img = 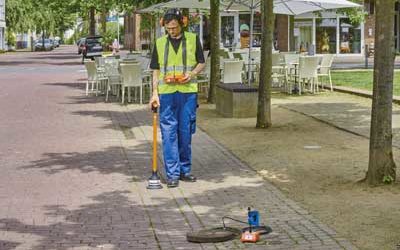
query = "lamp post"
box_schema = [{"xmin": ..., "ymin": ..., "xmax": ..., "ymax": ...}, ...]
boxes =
[
  {"xmin": 117, "ymin": 12, "xmax": 120, "ymax": 46},
  {"xmin": 117, "ymin": 0, "xmax": 120, "ymax": 47}
]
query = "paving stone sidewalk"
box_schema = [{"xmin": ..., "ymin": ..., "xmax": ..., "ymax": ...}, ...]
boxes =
[
  {"xmin": 112, "ymin": 103, "xmax": 358, "ymax": 250},
  {"xmin": 0, "ymin": 99, "xmax": 358, "ymax": 250}
]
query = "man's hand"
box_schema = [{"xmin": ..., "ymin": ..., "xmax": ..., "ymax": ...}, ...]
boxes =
[
  {"xmin": 149, "ymin": 94, "xmax": 160, "ymax": 109},
  {"xmin": 180, "ymin": 72, "xmax": 193, "ymax": 84}
]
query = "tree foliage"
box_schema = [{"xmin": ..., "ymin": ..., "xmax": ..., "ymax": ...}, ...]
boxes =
[
  {"xmin": 6, "ymin": 0, "xmax": 77, "ymax": 37},
  {"xmin": 337, "ymin": 0, "xmax": 366, "ymax": 27}
]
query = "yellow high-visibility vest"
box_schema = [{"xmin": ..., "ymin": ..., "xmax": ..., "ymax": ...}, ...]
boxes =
[{"xmin": 156, "ymin": 32, "xmax": 198, "ymax": 94}]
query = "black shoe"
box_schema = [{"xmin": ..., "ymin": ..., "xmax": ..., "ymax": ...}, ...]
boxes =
[
  {"xmin": 167, "ymin": 179, "xmax": 179, "ymax": 188},
  {"xmin": 180, "ymin": 174, "xmax": 197, "ymax": 182}
]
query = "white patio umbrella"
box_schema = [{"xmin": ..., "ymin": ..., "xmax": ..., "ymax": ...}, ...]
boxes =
[
  {"xmin": 137, "ymin": 2, "xmax": 171, "ymax": 13},
  {"xmin": 138, "ymin": 0, "xmax": 361, "ymax": 80},
  {"xmin": 223, "ymin": 0, "xmax": 360, "ymax": 15},
  {"xmin": 223, "ymin": 0, "xmax": 361, "ymax": 81},
  {"xmin": 137, "ymin": 0, "xmax": 244, "ymax": 13}
]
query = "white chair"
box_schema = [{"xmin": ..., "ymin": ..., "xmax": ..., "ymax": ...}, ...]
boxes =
[
  {"xmin": 95, "ymin": 57, "xmax": 106, "ymax": 68},
  {"xmin": 250, "ymin": 50, "xmax": 261, "ymax": 64},
  {"xmin": 84, "ymin": 61, "xmax": 106, "ymax": 96},
  {"xmin": 297, "ymin": 56, "xmax": 320, "ymax": 94},
  {"xmin": 238, "ymin": 52, "xmax": 255, "ymax": 84},
  {"xmin": 239, "ymin": 52, "xmax": 249, "ymax": 65},
  {"xmin": 222, "ymin": 60, "xmax": 244, "ymax": 84},
  {"xmin": 94, "ymin": 57, "xmax": 107, "ymax": 92},
  {"xmin": 318, "ymin": 54, "xmax": 335, "ymax": 91},
  {"xmin": 197, "ymin": 57, "xmax": 211, "ymax": 97},
  {"xmin": 220, "ymin": 57, "xmax": 239, "ymax": 72},
  {"xmin": 120, "ymin": 63, "xmax": 150, "ymax": 104},
  {"xmin": 104, "ymin": 58, "xmax": 121, "ymax": 102},
  {"xmin": 271, "ymin": 53, "xmax": 286, "ymax": 88},
  {"xmin": 283, "ymin": 53, "xmax": 300, "ymax": 93}
]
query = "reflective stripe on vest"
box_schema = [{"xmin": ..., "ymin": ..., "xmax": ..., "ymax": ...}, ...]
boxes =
[{"xmin": 156, "ymin": 32, "xmax": 198, "ymax": 94}]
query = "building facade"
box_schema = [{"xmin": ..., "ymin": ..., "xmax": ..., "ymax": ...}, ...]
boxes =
[
  {"xmin": 132, "ymin": 7, "xmax": 366, "ymax": 56},
  {"xmin": 364, "ymin": 0, "xmax": 400, "ymax": 54},
  {"xmin": 0, "ymin": 0, "xmax": 5, "ymax": 50},
  {"xmin": 220, "ymin": 11, "xmax": 364, "ymax": 56},
  {"xmin": 293, "ymin": 12, "xmax": 363, "ymax": 55}
]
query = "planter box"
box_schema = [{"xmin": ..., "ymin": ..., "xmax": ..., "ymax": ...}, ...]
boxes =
[{"xmin": 216, "ymin": 83, "xmax": 258, "ymax": 118}]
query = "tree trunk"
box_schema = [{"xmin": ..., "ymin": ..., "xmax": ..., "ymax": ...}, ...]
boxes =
[
  {"xmin": 131, "ymin": 8, "xmax": 137, "ymax": 52},
  {"xmin": 101, "ymin": 2, "xmax": 107, "ymax": 34},
  {"xmin": 42, "ymin": 30, "xmax": 45, "ymax": 48},
  {"xmin": 182, "ymin": 8, "xmax": 189, "ymax": 32},
  {"xmin": 124, "ymin": 8, "xmax": 135, "ymax": 52},
  {"xmin": 89, "ymin": 7, "xmax": 96, "ymax": 36},
  {"xmin": 207, "ymin": 0, "xmax": 220, "ymax": 103},
  {"xmin": 289, "ymin": 16, "xmax": 295, "ymax": 51},
  {"xmin": 82, "ymin": 16, "xmax": 89, "ymax": 36},
  {"xmin": 256, "ymin": 0, "xmax": 273, "ymax": 128},
  {"xmin": 367, "ymin": 0, "xmax": 397, "ymax": 185}
]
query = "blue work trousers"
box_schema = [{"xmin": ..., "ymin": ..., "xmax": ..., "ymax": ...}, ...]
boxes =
[{"xmin": 159, "ymin": 92, "xmax": 197, "ymax": 180}]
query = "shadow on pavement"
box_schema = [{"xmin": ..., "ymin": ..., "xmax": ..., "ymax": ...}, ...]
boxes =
[
  {"xmin": 280, "ymin": 102, "xmax": 400, "ymax": 147},
  {"xmin": 0, "ymin": 241, "xmax": 21, "ymax": 250},
  {"xmin": 19, "ymin": 144, "xmax": 150, "ymax": 178},
  {"xmin": 0, "ymin": 176, "xmax": 287, "ymax": 249},
  {"xmin": 0, "ymin": 191, "xmax": 154, "ymax": 250}
]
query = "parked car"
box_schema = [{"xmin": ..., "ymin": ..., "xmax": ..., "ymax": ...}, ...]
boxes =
[
  {"xmin": 53, "ymin": 39, "xmax": 60, "ymax": 48},
  {"xmin": 81, "ymin": 36, "xmax": 103, "ymax": 63},
  {"xmin": 35, "ymin": 39, "xmax": 54, "ymax": 51},
  {"xmin": 77, "ymin": 38, "xmax": 86, "ymax": 55},
  {"xmin": 54, "ymin": 36, "xmax": 61, "ymax": 47}
]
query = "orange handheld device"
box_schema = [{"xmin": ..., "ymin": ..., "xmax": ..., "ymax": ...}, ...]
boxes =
[
  {"xmin": 164, "ymin": 74, "xmax": 186, "ymax": 84},
  {"xmin": 240, "ymin": 230, "xmax": 260, "ymax": 243}
]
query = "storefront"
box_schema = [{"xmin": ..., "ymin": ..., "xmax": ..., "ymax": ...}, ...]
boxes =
[
  {"xmin": 364, "ymin": 0, "xmax": 400, "ymax": 54},
  {"xmin": 220, "ymin": 12, "xmax": 273, "ymax": 49},
  {"xmin": 294, "ymin": 12, "xmax": 364, "ymax": 55},
  {"xmin": 218, "ymin": 11, "xmax": 364, "ymax": 55}
]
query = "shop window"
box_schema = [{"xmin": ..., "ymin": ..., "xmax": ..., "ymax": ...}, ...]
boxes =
[
  {"xmin": 221, "ymin": 16, "xmax": 236, "ymax": 48},
  {"xmin": 316, "ymin": 18, "xmax": 337, "ymax": 54},
  {"xmin": 339, "ymin": 18, "xmax": 361, "ymax": 54},
  {"xmin": 294, "ymin": 19, "xmax": 313, "ymax": 53},
  {"xmin": 239, "ymin": 13, "xmax": 262, "ymax": 48}
]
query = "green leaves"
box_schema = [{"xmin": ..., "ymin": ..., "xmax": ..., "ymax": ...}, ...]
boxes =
[
  {"xmin": 337, "ymin": 0, "xmax": 367, "ymax": 27},
  {"xmin": 5, "ymin": 0, "xmax": 34, "ymax": 33},
  {"xmin": 5, "ymin": 0, "xmax": 168, "ymax": 37},
  {"xmin": 6, "ymin": 0, "xmax": 77, "ymax": 36}
]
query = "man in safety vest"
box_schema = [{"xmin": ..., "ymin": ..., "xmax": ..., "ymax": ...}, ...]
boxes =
[{"xmin": 149, "ymin": 8, "xmax": 205, "ymax": 188}]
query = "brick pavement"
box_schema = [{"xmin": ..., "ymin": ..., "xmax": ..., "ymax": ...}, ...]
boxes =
[{"xmin": 0, "ymin": 46, "xmax": 357, "ymax": 249}]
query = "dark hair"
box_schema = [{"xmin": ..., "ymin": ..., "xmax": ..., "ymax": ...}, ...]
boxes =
[{"xmin": 163, "ymin": 8, "xmax": 183, "ymax": 26}]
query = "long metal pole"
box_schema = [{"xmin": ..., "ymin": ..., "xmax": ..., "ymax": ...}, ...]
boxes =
[
  {"xmin": 117, "ymin": 0, "xmax": 120, "ymax": 46},
  {"xmin": 247, "ymin": 0, "xmax": 254, "ymax": 85},
  {"xmin": 152, "ymin": 109, "xmax": 158, "ymax": 173},
  {"xmin": 117, "ymin": 13, "xmax": 120, "ymax": 46}
]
